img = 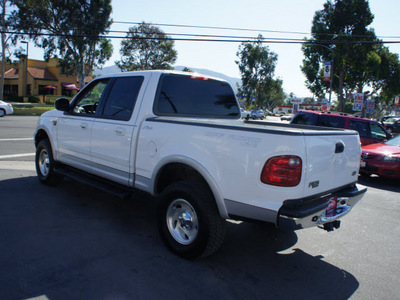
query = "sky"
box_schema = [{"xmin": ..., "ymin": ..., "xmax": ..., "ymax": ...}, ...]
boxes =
[{"xmin": 24, "ymin": 0, "xmax": 400, "ymax": 99}]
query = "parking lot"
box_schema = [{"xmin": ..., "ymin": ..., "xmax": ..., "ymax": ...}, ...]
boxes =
[{"xmin": 1, "ymin": 116, "xmax": 399, "ymax": 300}]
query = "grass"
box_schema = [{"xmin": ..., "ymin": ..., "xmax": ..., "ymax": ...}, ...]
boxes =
[{"xmin": 13, "ymin": 106, "xmax": 55, "ymax": 116}]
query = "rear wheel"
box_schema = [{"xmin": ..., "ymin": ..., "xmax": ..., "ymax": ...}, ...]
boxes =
[
  {"xmin": 157, "ymin": 180, "xmax": 226, "ymax": 260},
  {"xmin": 35, "ymin": 139, "xmax": 64, "ymax": 186}
]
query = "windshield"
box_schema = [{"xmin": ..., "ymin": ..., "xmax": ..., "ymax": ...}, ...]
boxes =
[{"xmin": 385, "ymin": 135, "xmax": 400, "ymax": 146}]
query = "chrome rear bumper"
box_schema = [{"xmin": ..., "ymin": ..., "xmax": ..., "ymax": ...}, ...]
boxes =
[{"xmin": 278, "ymin": 185, "xmax": 367, "ymax": 230}]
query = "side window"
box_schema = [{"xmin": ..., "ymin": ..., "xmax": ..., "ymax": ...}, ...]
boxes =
[
  {"xmin": 370, "ymin": 123, "xmax": 388, "ymax": 140},
  {"xmin": 101, "ymin": 76, "xmax": 144, "ymax": 121},
  {"xmin": 317, "ymin": 115, "xmax": 345, "ymax": 128},
  {"xmin": 349, "ymin": 120, "xmax": 369, "ymax": 138},
  {"xmin": 73, "ymin": 79, "xmax": 109, "ymax": 116}
]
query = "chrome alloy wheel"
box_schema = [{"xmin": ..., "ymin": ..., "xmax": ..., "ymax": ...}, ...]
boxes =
[
  {"xmin": 38, "ymin": 149, "xmax": 50, "ymax": 177},
  {"xmin": 166, "ymin": 198, "xmax": 199, "ymax": 245}
]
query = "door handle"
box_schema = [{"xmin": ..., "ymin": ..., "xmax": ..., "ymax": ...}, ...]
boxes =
[
  {"xmin": 335, "ymin": 142, "xmax": 345, "ymax": 153},
  {"xmin": 115, "ymin": 128, "xmax": 126, "ymax": 136},
  {"xmin": 80, "ymin": 123, "xmax": 88, "ymax": 130}
]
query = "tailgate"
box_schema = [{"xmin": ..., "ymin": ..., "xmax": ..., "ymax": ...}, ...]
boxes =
[{"xmin": 302, "ymin": 131, "xmax": 361, "ymax": 196}]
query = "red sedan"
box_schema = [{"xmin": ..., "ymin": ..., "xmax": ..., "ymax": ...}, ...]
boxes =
[{"xmin": 360, "ymin": 135, "xmax": 400, "ymax": 179}]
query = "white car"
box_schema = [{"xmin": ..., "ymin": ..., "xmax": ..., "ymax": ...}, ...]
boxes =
[
  {"xmin": 0, "ymin": 100, "xmax": 14, "ymax": 117},
  {"xmin": 281, "ymin": 114, "xmax": 294, "ymax": 121},
  {"xmin": 240, "ymin": 108, "xmax": 250, "ymax": 119}
]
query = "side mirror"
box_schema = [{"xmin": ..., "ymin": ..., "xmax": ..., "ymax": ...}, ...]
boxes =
[{"xmin": 55, "ymin": 98, "xmax": 70, "ymax": 112}]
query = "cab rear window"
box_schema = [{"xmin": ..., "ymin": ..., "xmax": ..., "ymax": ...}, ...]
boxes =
[{"xmin": 154, "ymin": 74, "xmax": 240, "ymax": 118}]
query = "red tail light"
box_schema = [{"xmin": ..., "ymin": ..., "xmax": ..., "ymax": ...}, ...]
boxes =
[
  {"xmin": 190, "ymin": 75, "xmax": 209, "ymax": 81},
  {"xmin": 261, "ymin": 155, "xmax": 302, "ymax": 187}
]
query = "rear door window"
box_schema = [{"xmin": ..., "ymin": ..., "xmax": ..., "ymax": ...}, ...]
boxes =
[
  {"xmin": 154, "ymin": 74, "xmax": 240, "ymax": 118},
  {"xmin": 316, "ymin": 115, "xmax": 345, "ymax": 128},
  {"xmin": 290, "ymin": 112, "xmax": 317, "ymax": 125},
  {"xmin": 101, "ymin": 76, "xmax": 144, "ymax": 121},
  {"xmin": 349, "ymin": 120, "xmax": 369, "ymax": 138}
]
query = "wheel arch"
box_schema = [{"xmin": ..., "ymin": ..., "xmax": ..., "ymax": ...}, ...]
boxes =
[
  {"xmin": 153, "ymin": 157, "xmax": 229, "ymax": 219},
  {"xmin": 34, "ymin": 128, "xmax": 50, "ymax": 148}
]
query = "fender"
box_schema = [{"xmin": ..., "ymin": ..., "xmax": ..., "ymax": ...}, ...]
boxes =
[{"xmin": 151, "ymin": 155, "xmax": 229, "ymax": 219}]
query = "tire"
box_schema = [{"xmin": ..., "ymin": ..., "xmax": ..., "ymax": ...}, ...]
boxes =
[
  {"xmin": 157, "ymin": 180, "xmax": 226, "ymax": 260},
  {"xmin": 0, "ymin": 109, "xmax": 5, "ymax": 117},
  {"xmin": 35, "ymin": 139, "xmax": 64, "ymax": 186}
]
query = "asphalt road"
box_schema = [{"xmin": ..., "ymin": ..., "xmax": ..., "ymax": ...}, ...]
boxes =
[{"xmin": 0, "ymin": 115, "xmax": 399, "ymax": 300}]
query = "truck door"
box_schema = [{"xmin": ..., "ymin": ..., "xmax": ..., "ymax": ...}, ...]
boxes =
[
  {"xmin": 90, "ymin": 76, "xmax": 145, "ymax": 185},
  {"xmin": 57, "ymin": 79, "xmax": 110, "ymax": 170}
]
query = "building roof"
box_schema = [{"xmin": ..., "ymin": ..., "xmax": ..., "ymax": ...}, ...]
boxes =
[
  {"xmin": 4, "ymin": 67, "xmax": 58, "ymax": 81},
  {"xmin": 28, "ymin": 67, "xmax": 58, "ymax": 81},
  {"xmin": 4, "ymin": 68, "xmax": 19, "ymax": 79}
]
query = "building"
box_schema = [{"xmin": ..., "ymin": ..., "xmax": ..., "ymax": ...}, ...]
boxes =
[{"xmin": 3, "ymin": 57, "xmax": 92, "ymax": 103}]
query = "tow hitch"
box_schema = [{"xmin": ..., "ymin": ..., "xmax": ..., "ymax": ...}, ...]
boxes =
[{"xmin": 320, "ymin": 220, "xmax": 341, "ymax": 232}]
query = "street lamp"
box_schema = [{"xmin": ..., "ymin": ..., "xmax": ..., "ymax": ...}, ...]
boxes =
[{"xmin": 21, "ymin": 41, "xmax": 29, "ymax": 98}]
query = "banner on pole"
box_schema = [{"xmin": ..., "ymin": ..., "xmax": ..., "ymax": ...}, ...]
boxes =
[
  {"xmin": 366, "ymin": 100, "xmax": 375, "ymax": 114},
  {"xmin": 324, "ymin": 61, "xmax": 331, "ymax": 82},
  {"xmin": 353, "ymin": 93, "xmax": 364, "ymax": 111}
]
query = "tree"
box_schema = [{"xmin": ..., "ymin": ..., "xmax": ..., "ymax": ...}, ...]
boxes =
[
  {"xmin": 116, "ymin": 22, "xmax": 177, "ymax": 72},
  {"xmin": 11, "ymin": 0, "xmax": 113, "ymax": 88},
  {"xmin": 236, "ymin": 35, "xmax": 283, "ymax": 109},
  {"xmin": 302, "ymin": 0, "xmax": 378, "ymax": 111},
  {"xmin": 0, "ymin": 0, "xmax": 16, "ymax": 100}
]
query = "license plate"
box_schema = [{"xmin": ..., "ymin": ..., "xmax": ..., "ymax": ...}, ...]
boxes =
[
  {"xmin": 326, "ymin": 196, "xmax": 338, "ymax": 217},
  {"xmin": 360, "ymin": 160, "xmax": 366, "ymax": 168}
]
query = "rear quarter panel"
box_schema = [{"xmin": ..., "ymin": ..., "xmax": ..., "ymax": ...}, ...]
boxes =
[{"xmin": 135, "ymin": 119, "xmax": 331, "ymax": 223}]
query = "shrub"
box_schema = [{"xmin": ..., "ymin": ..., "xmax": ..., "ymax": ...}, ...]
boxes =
[
  {"xmin": 45, "ymin": 99, "xmax": 56, "ymax": 105},
  {"xmin": 28, "ymin": 96, "xmax": 40, "ymax": 103},
  {"xmin": 5, "ymin": 96, "xmax": 24, "ymax": 102}
]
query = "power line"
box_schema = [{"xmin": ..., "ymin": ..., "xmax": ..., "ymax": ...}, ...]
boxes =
[
  {"xmin": 2, "ymin": 29, "xmax": 399, "ymax": 45},
  {"xmin": 111, "ymin": 20, "xmax": 400, "ymax": 40},
  {"xmin": 112, "ymin": 21, "xmax": 312, "ymax": 36}
]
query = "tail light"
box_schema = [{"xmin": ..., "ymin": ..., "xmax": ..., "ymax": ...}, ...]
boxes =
[
  {"xmin": 190, "ymin": 75, "xmax": 209, "ymax": 81},
  {"xmin": 261, "ymin": 155, "xmax": 302, "ymax": 187}
]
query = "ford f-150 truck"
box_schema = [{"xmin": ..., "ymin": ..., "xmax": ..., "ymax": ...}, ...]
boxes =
[{"xmin": 34, "ymin": 70, "xmax": 366, "ymax": 259}]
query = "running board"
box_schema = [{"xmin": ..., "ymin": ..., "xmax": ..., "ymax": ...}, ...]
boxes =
[{"xmin": 54, "ymin": 165, "xmax": 134, "ymax": 199}]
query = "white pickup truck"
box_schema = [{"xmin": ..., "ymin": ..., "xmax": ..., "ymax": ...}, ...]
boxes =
[{"xmin": 34, "ymin": 70, "xmax": 366, "ymax": 259}]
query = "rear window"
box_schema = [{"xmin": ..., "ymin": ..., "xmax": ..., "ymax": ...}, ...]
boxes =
[{"xmin": 154, "ymin": 74, "xmax": 240, "ymax": 118}]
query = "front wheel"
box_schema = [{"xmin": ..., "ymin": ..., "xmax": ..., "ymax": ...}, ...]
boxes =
[
  {"xmin": 157, "ymin": 180, "xmax": 226, "ymax": 260},
  {"xmin": 35, "ymin": 139, "xmax": 64, "ymax": 186},
  {"xmin": 0, "ymin": 109, "xmax": 5, "ymax": 117}
]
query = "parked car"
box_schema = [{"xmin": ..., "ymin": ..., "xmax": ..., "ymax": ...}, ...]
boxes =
[
  {"xmin": 264, "ymin": 109, "xmax": 274, "ymax": 116},
  {"xmin": 0, "ymin": 100, "xmax": 14, "ymax": 117},
  {"xmin": 281, "ymin": 114, "xmax": 294, "ymax": 121},
  {"xmin": 250, "ymin": 109, "xmax": 264, "ymax": 119},
  {"xmin": 377, "ymin": 115, "xmax": 395, "ymax": 123},
  {"xmin": 291, "ymin": 110, "xmax": 391, "ymax": 146},
  {"xmin": 360, "ymin": 134, "xmax": 400, "ymax": 179},
  {"xmin": 381, "ymin": 117, "xmax": 400, "ymax": 134},
  {"xmin": 240, "ymin": 108, "xmax": 250, "ymax": 119}
]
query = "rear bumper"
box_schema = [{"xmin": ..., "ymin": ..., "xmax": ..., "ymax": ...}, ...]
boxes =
[{"xmin": 278, "ymin": 185, "xmax": 367, "ymax": 230}]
